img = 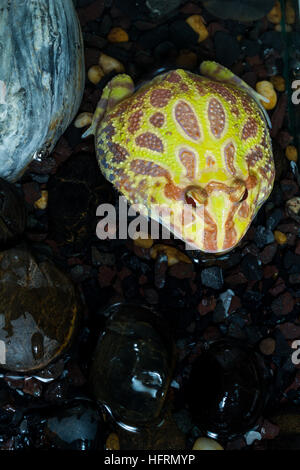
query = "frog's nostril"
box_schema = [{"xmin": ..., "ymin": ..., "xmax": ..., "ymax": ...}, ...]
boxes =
[{"xmin": 185, "ymin": 187, "xmax": 208, "ymax": 207}]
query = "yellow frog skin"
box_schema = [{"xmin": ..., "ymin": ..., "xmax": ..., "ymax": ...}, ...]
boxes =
[{"xmin": 84, "ymin": 61, "xmax": 275, "ymax": 253}]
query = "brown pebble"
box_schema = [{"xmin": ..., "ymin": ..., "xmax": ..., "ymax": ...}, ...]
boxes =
[
  {"xmin": 107, "ymin": 27, "xmax": 129, "ymax": 43},
  {"xmin": 260, "ymin": 243, "xmax": 277, "ymax": 264},
  {"xmin": 198, "ymin": 296, "xmax": 216, "ymax": 316},
  {"xmin": 224, "ymin": 272, "xmax": 247, "ymax": 285},
  {"xmin": 169, "ymin": 262, "xmax": 195, "ymax": 279},
  {"xmin": 22, "ymin": 182, "xmax": 40, "ymax": 205},
  {"xmin": 77, "ymin": 1, "xmax": 105, "ymax": 26},
  {"xmin": 271, "ymin": 94, "xmax": 288, "ymax": 138},
  {"xmin": 98, "ymin": 266, "xmax": 117, "ymax": 288},
  {"xmin": 106, "ymin": 433, "xmax": 120, "ymax": 450},
  {"xmin": 271, "ymin": 291, "xmax": 295, "ymax": 316},
  {"xmin": 259, "ymin": 338, "xmax": 276, "ymax": 355},
  {"xmin": 176, "ymin": 50, "xmax": 198, "ymax": 69},
  {"xmin": 280, "ymin": 180, "xmax": 299, "ymax": 200},
  {"xmin": 295, "ymin": 240, "xmax": 300, "ymax": 255},
  {"xmin": 269, "ymin": 277, "xmax": 286, "ymax": 296},
  {"xmin": 278, "ymin": 322, "xmax": 300, "ymax": 340},
  {"xmin": 263, "ymin": 265, "xmax": 279, "ymax": 279},
  {"xmin": 261, "ymin": 419, "xmax": 280, "ymax": 440},
  {"xmin": 143, "ymin": 287, "xmax": 159, "ymax": 305}
]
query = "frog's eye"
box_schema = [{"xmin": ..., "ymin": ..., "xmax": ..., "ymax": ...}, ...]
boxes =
[
  {"xmin": 239, "ymin": 188, "xmax": 248, "ymax": 203},
  {"xmin": 229, "ymin": 179, "xmax": 247, "ymax": 203},
  {"xmin": 185, "ymin": 187, "xmax": 208, "ymax": 208}
]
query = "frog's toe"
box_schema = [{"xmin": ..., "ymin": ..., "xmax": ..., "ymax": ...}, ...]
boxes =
[{"xmin": 82, "ymin": 123, "xmax": 95, "ymax": 139}]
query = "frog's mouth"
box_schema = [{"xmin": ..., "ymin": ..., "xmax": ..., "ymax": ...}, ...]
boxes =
[{"xmin": 148, "ymin": 181, "xmax": 258, "ymax": 254}]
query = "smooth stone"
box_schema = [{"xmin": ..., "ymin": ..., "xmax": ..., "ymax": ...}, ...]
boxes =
[
  {"xmin": 0, "ymin": 245, "xmax": 80, "ymax": 372},
  {"xmin": 192, "ymin": 437, "xmax": 224, "ymax": 450},
  {"xmin": 186, "ymin": 339, "xmax": 268, "ymax": 438},
  {"xmin": 90, "ymin": 303, "xmax": 174, "ymax": 428}
]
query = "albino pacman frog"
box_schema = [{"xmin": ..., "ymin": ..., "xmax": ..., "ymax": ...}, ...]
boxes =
[{"xmin": 84, "ymin": 61, "xmax": 275, "ymax": 253}]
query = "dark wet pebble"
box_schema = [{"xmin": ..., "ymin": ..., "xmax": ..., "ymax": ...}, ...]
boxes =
[
  {"xmin": 214, "ymin": 31, "xmax": 241, "ymax": 67},
  {"xmin": 145, "ymin": 0, "xmax": 181, "ymax": 20},
  {"xmin": 0, "ymin": 179, "xmax": 26, "ymax": 246},
  {"xmin": 271, "ymin": 292, "xmax": 295, "ymax": 317},
  {"xmin": 201, "ymin": 266, "xmax": 224, "ymax": 290},
  {"xmin": 260, "ymin": 243, "xmax": 278, "ymax": 264},
  {"xmin": 284, "ymin": 251, "xmax": 300, "ymax": 274},
  {"xmin": 241, "ymin": 39, "xmax": 261, "ymax": 57},
  {"xmin": 138, "ymin": 25, "xmax": 169, "ymax": 50},
  {"xmin": 0, "ymin": 246, "xmax": 80, "ymax": 372},
  {"xmin": 243, "ymin": 290, "xmax": 264, "ymax": 309},
  {"xmin": 241, "ymin": 254, "xmax": 263, "ymax": 281},
  {"xmin": 260, "ymin": 31, "xmax": 283, "ymax": 52},
  {"xmin": 266, "ymin": 208, "xmax": 284, "ymax": 231},
  {"xmin": 154, "ymin": 41, "xmax": 178, "ymax": 63},
  {"xmin": 169, "ymin": 20, "xmax": 199, "ymax": 48},
  {"xmin": 202, "ymin": 0, "xmax": 276, "ymax": 21},
  {"xmin": 185, "ymin": 339, "xmax": 269, "ymax": 439},
  {"xmin": 26, "ymin": 401, "xmax": 105, "ymax": 450},
  {"xmin": 96, "ymin": 14, "xmax": 112, "ymax": 36},
  {"xmin": 254, "ymin": 225, "xmax": 275, "ymax": 248}
]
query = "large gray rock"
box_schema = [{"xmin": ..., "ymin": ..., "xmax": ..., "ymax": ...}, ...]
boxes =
[{"xmin": 0, "ymin": 0, "xmax": 85, "ymax": 181}]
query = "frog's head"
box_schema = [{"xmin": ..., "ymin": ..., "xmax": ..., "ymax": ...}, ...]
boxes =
[
  {"xmin": 147, "ymin": 152, "xmax": 274, "ymax": 253},
  {"xmin": 130, "ymin": 73, "xmax": 275, "ymax": 254}
]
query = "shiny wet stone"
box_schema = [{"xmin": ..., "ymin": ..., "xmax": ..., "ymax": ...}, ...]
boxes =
[
  {"xmin": 0, "ymin": 246, "xmax": 80, "ymax": 372},
  {"xmin": 185, "ymin": 339, "xmax": 268, "ymax": 439},
  {"xmin": 36, "ymin": 402, "xmax": 104, "ymax": 450},
  {"xmin": 90, "ymin": 303, "xmax": 174, "ymax": 428}
]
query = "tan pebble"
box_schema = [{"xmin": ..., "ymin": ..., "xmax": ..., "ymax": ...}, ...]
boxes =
[
  {"xmin": 106, "ymin": 433, "xmax": 120, "ymax": 450},
  {"xmin": 256, "ymin": 81, "xmax": 277, "ymax": 110},
  {"xmin": 108, "ymin": 27, "xmax": 129, "ymax": 43},
  {"xmin": 193, "ymin": 437, "xmax": 224, "ymax": 450},
  {"xmin": 259, "ymin": 337, "xmax": 276, "ymax": 355},
  {"xmin": 134, "ymin": 234, "xmax": 154, "ymax": 249},
  {"xmin": 274, "ymin": 230, "xmax": 287, "ymax": 245},
  {"xmin": 34, "ymin": 190, "xmax": 48, "ymax": 210},
  {"xmin": 267, "ymin": 1, "xmax": 282, "ymax": 24},
  {"xmin": 270, "ymin": 75, "xmax": 285, "ymax": 92},
  {"xmin": 150, "ymin": 244, "xmax": 192, "ymax": 267},
  {"xmin": 74, "ymin": 112, "xmax": 93, "ymax": 129},
  {"xmin": 88, "ymin": 65, "xmax": 104, "ymax": 85},
  {"xmin": 186, "ymin": 15, "xmax": 209, "ymax": 42},
  {"xmin": 285, "ymin": 145, "xmax": 298, "ymax": 162},
  {"xmin": 99, "ymin": 53, "xmax": 125, "ymax": 74},
  {"xmin": 286, "ymin": 197, "xmax": 300, "ymax": 219},
  {"xmin": 286, "ymin": 1, "xmax": 296, "ymax": 24},
  {"xmin": 274, "ymin": 23, "xmax": 292, "ymax": 32},
  {"xmin": 176, "ymin": 50, "xmax": 198, "ymax": 69}
]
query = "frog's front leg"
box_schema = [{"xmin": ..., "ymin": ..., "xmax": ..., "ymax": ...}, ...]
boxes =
[
  {"xmin": 82, "ymin": 74, "xmax": 135, "ymax": 138},
  {"xmin": 200, "ymin": 61, "xmax": 272, "ymax": 128}
]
